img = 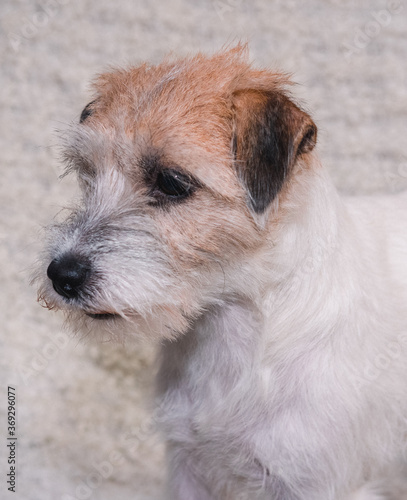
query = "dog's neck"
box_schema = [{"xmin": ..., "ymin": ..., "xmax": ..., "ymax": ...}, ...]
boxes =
[
  {"xmin": 226, "ymin": 164, "xmax": 348, "ymax": 320},
  {"xmin": 257, "ymin": 166, "xmax": 348, "ymax": 340}
]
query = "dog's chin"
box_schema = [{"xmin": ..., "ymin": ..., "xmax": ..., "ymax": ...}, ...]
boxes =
[{"xmin": 39, "ymin": 292, "xmax": 196, "ymax": 342}]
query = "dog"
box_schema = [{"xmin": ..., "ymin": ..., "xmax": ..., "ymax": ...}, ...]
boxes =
[{"xmin": 36, "ymin": 45, "xmax": 407, "ymax": 499}]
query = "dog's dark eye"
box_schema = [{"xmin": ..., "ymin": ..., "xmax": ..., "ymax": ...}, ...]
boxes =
[
  {"xmin": 79, "ymin": 100, "xmax": 97, "ymax": 123},
  {"xmin": 155, "ymin": 170, "xmax": 192, "ymax": 199}
]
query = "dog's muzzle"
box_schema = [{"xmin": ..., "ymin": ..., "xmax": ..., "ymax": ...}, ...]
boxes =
[{"xmin": 46, "ymin": 254, "xmax": 118, "ymax": 320}]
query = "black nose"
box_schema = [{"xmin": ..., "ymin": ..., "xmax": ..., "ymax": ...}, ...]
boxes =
[{"xmin": 47, "ymin": 254, "xmax": 90, "ymax": 300}]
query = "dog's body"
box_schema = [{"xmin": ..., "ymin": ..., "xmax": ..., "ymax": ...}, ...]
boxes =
[
  {"xmin": 158, "ymin": 176, "xmax": 407, "ymax": 500},
  {"xmin": 36, "ymin": 46, "xmax": 407, "ymax": 499},
  {"xmin": 159, "ymin": 183, "xmax": 407, "ymax": 500}
]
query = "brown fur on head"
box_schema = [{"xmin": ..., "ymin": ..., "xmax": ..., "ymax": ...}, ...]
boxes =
[
  {"xmin": 38, "ymin": 44, "xmax": 317, "ymax": 341},
  {"xmin": 79, "ymin": 43, "xmax": 317, "ymax": 254}
]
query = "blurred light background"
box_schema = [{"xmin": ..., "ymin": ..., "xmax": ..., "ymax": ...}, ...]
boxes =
[{"xmin": 1, "ymin": 1, "xmax": 407, "ymax": 498}]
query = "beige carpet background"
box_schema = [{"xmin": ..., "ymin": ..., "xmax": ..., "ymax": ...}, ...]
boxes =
[{"xmin": 1, "ymin": 1, "xmax": 407, "ymax": 499}]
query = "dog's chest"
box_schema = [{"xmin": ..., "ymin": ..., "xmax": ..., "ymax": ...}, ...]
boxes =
[
  {"xmin": 156, "ymin": 300, "xmax": 369, "ymax": 498},
  {"xmin": 157, "ymin": 302, "xmax": 269, "ymax": 474},
  {"xmin": 156, "ymin": 306, "xmax": 325, "ymax": 499}
]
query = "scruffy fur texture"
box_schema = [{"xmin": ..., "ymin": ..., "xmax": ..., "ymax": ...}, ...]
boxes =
[{"xmin": 36, "ymin": 46, "xmax": 407, "ymax": 499}]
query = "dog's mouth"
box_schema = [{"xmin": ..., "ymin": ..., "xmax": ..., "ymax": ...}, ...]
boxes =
[{"xmin": 85, "ymin": 312, "xmax": 119, "ymax": 320}]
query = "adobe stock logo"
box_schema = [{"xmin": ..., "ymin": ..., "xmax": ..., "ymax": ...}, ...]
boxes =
[
  {"xmin": 7, "ymin": 0, "xmax": 71, "ymax": 53},
  {"xmin": 342, "ymin": 1, "xmax": 404, "ymax": 58}
]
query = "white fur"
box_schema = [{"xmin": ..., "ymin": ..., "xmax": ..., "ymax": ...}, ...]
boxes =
[
  {"xmin": 157, "ymin": 168, "xmax": 407, "ymax": 499},
  {"xmin": 348, "ymin": 485, "xmax": 385, "ymax": 500}
]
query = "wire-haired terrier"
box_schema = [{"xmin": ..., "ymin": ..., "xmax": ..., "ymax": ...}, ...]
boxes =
[{"xmin": 36, "ymin": 45, "xmax": 407, "ymax": 500}]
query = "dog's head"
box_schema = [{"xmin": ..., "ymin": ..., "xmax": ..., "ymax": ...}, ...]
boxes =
[{"xmin": 35, "ymin": 45, "xmax": 317, "ymax": 341}]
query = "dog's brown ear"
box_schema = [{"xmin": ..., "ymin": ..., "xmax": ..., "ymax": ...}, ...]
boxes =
[{"xmin": 232, "ymin": 89, "xmax": 317, "ymax": 213}]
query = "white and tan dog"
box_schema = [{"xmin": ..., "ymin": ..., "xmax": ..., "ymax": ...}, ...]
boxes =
[{"xmin": 36, "ymin": 46, "xmax": 407, "ymax": 499}]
